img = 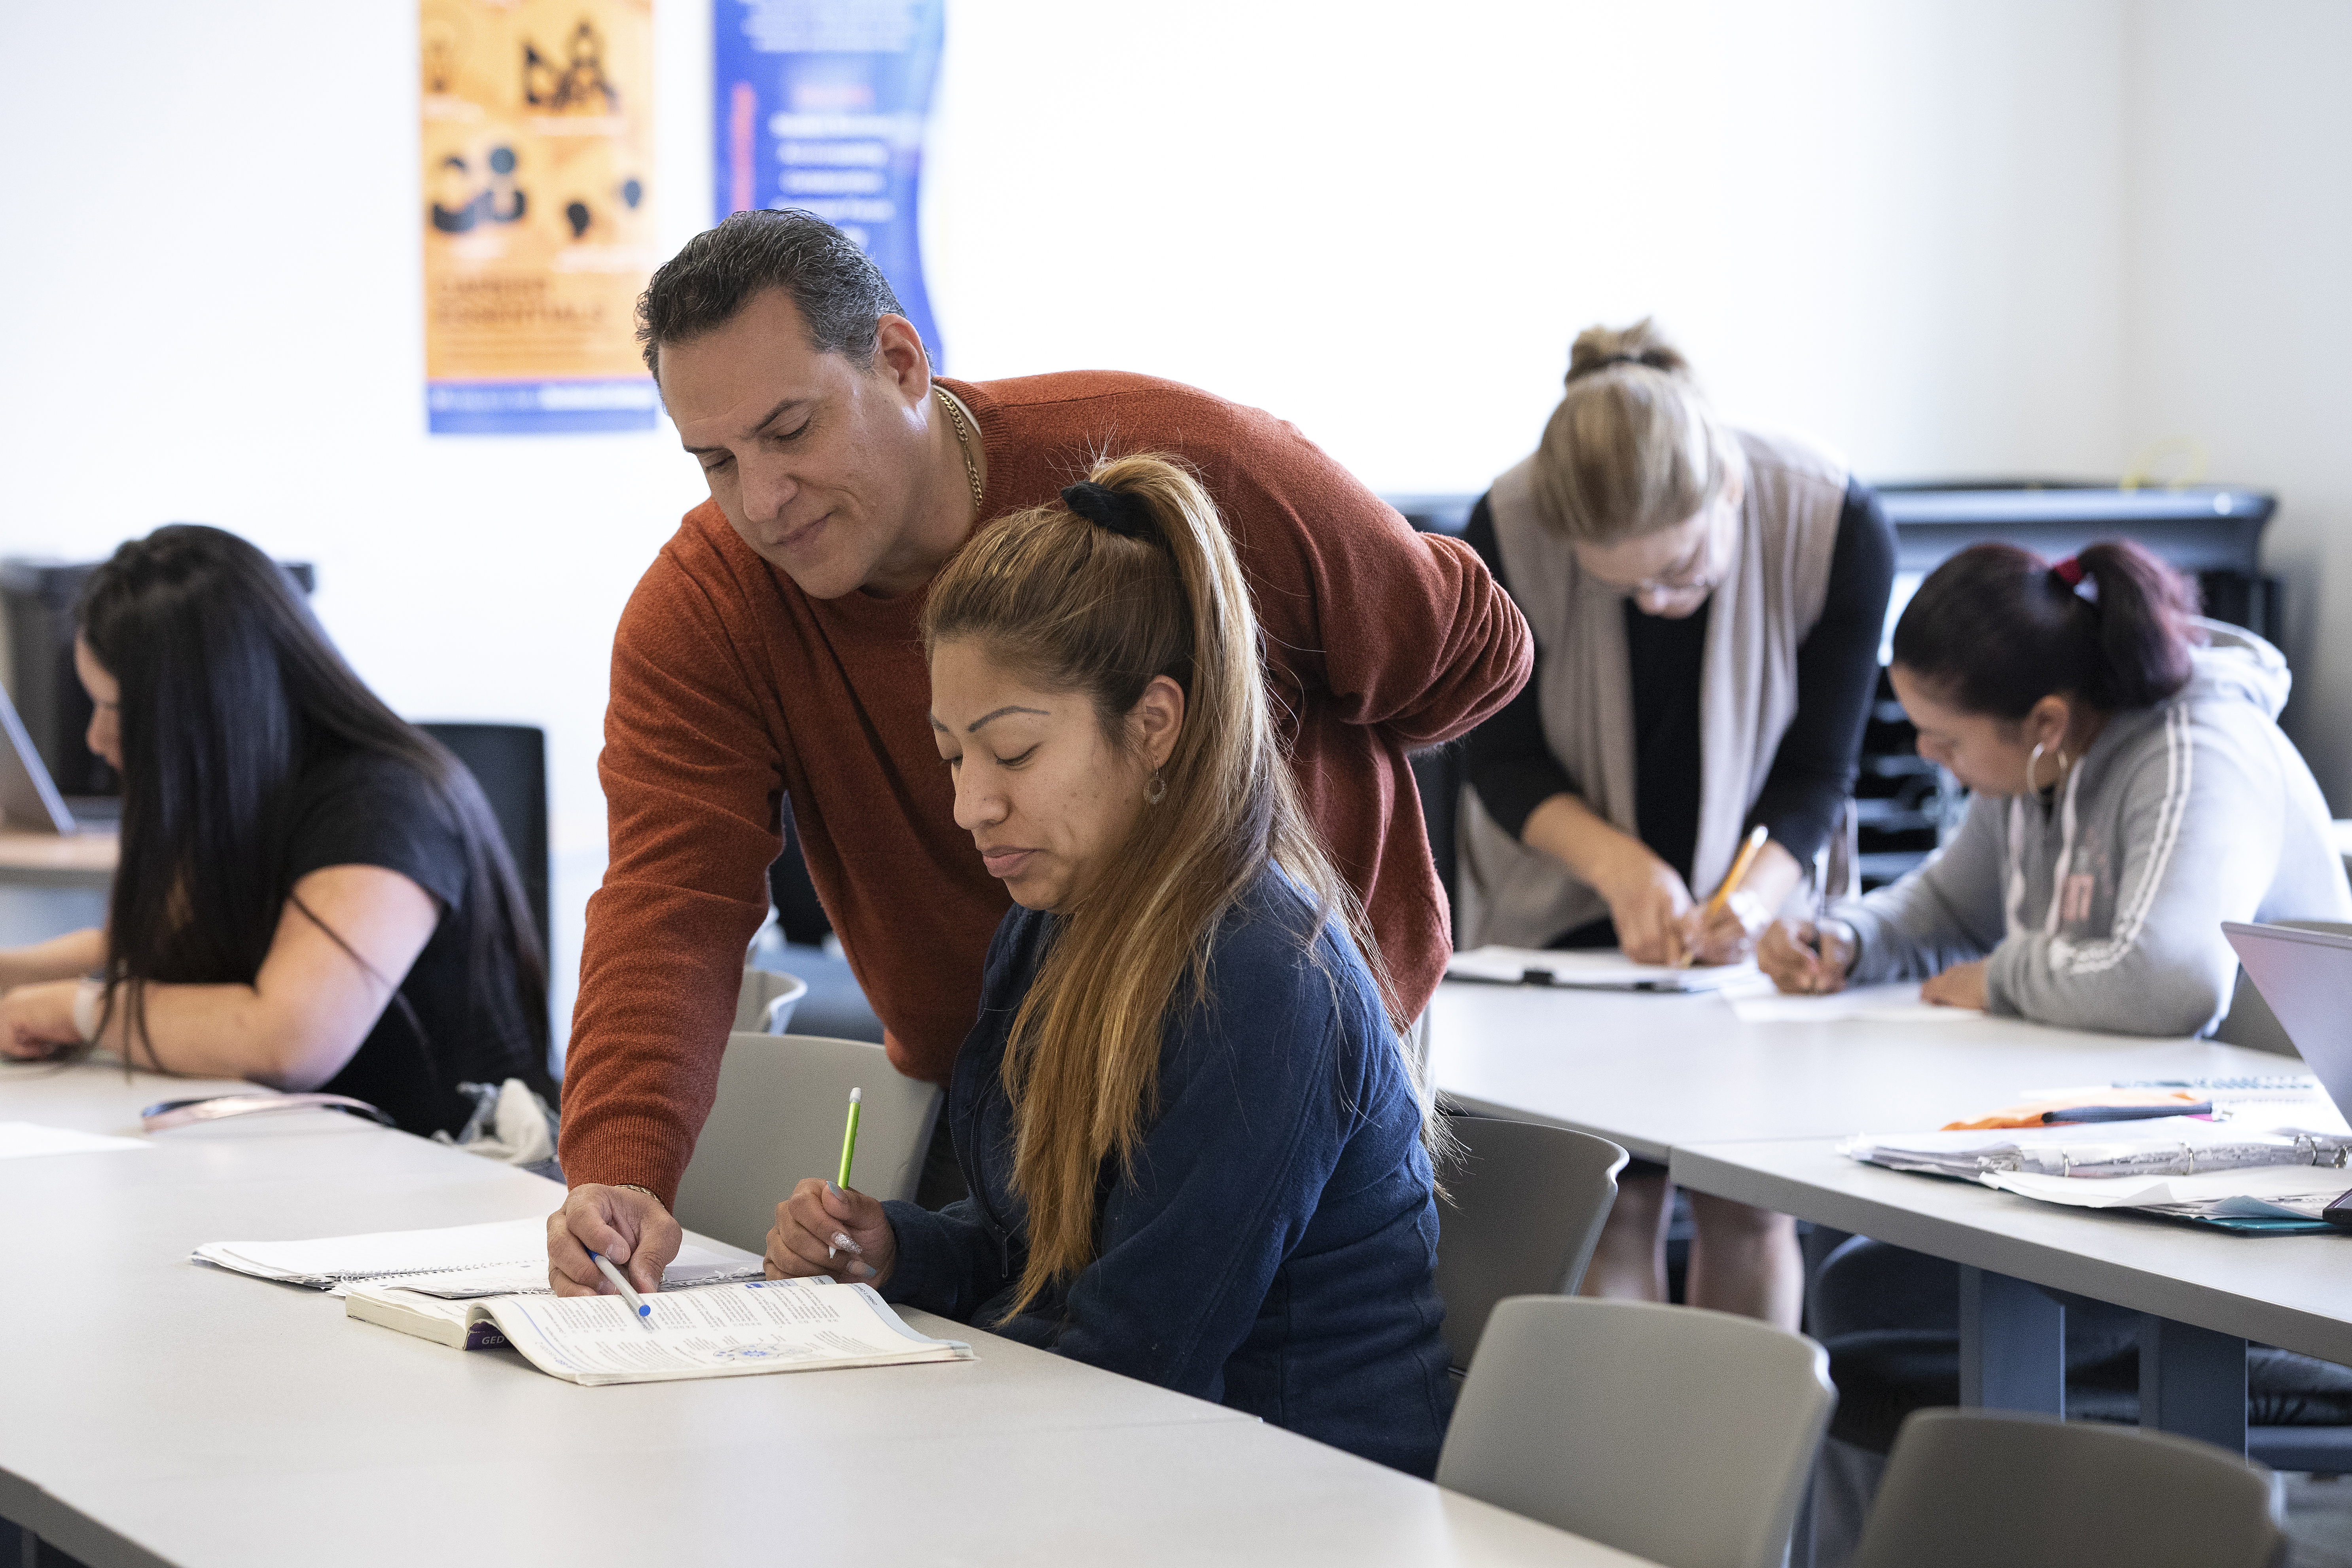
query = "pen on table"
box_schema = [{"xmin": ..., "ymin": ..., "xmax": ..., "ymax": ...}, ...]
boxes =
[
  {"xmin": 1803, "ymin": 796, "xmax": 1857, "ymax": 991},
  {"xmin": 1678, "ymin": 824, "xmax": 1771, "ymax": 968},
  {"xmin": 589, "ymin": 1250, "xmax": 656, "ymax": 1328},
  {"xmin": 2043, "ymin": 1102, "xmax": 2214, "ymax": 1124}
]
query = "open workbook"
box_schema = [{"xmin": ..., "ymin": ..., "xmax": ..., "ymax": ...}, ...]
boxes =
[{"xmin": 345, "ymin": 1275, "xmax": 973, "ymax": 1385}]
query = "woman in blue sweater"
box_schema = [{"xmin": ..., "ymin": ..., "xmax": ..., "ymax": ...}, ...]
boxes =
[{"xmin": 761, "ymin": 453, "xmax": 1457, "ymax": 1477}]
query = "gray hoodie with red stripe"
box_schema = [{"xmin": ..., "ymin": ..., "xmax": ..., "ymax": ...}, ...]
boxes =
[{"xmin": 1838, "ymin": 622, "xmax": 2352, "ymax": 1037}]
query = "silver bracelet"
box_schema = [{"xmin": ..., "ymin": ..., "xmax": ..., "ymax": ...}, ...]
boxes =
[{"xmin": 70, "ymin": 977, "xmax": 107, "ymax": 1044}]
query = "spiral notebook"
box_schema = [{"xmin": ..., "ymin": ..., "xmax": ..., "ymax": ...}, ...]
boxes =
[{"xmin": 193, "ymin": 1216, "xmax": 762, "ymax": 1295}]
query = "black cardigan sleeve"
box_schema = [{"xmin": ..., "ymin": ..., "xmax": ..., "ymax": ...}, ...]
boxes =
[
  {"xmin": 1742, "ymin": 480, "xmax": 1897, "ymax": 864},
  {"xmin": 1459, "ymin": 494, "xmax": 1576, "ymax": 839}
]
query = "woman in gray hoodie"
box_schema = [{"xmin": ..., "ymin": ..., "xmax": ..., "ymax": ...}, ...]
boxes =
[{"xmin": 1759, "ymin": 538, "xmax": 2350, "ymax": 1036}]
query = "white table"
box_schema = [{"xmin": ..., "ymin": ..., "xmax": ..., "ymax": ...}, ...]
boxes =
[
  {"xmin": 1670, "ymin": 1138, "xmax": 2352, "ymax": 1454},
  {"xmin": 1432, "ymin": 980, "xmax": 2281, "ymax": 1162},
  {"xmin": 1429, "ymin": 977, "xmax": 2348, "ymax": 1456},
  {"xmin": 0, "ymin": 1059, "xmax": 1649, "ymax": 1568}
]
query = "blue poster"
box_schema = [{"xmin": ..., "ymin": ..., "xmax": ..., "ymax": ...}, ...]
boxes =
[{"xmin": 713, "ymin": 0, "xmax": 946, "ymax": 366}]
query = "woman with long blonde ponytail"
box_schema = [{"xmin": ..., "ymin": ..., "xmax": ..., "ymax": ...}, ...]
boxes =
[{"xmin": 759, "ymin": 453, "xmax": 1456, "ymax": 1478}]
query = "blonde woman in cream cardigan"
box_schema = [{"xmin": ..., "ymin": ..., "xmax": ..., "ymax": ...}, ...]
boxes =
[{"xmin": 1457, "ymin": 320, "xmax": 1894, "ymax": 1327}]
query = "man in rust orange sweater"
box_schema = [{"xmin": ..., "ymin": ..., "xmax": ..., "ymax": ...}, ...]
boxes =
[{"xmin": 549, "ymin": 211, "xmax": 1530, "ymax": 1295}]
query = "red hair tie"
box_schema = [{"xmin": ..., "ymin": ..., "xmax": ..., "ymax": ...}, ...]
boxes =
[{"xmin": 2051, "ymin": 557, "xmax": 2085, "ymax": 588}]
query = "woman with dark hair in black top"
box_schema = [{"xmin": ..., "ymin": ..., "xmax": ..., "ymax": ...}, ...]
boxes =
[
  {"xmin": 0, "ymin": 525, "xmax": 552, "ymax": 1137},
  {"xmin": 1458, "ymin": 320, "xmax": 1894, "ymax": 1328}
]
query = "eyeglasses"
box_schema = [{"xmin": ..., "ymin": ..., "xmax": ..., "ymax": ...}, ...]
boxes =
[
  {"xmin": 1577, "ymin": 555, "xmax": 1725, "ymax": 599},
  {"xmin": 1574, "ymin": 507, "xmax": 1732, "ymax": 601}
]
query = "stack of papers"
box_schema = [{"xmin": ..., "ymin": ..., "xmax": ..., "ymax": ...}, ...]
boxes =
[
  {"xmin": 1446, "ymin": 946, "xmax": 1755, "ymax": 993},
  {"xmin": 195, "ymin": 1216, "xmax": 761, "ymax": 1295},
  {"xmin": 1842, "ymin": 1114, "xmax": 2352, "ymax": 1229},
  {"xmin": 1841, "ymin": 1119, "xmax": 2352, "ymax": 1181}
]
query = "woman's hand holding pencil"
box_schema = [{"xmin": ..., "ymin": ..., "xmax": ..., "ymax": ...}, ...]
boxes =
[
  {"xmin": 1672, "ymin": 826, "xmax": 1774, "ymax": 968},
  {"xmin": 765, "ymin": 1178, "xmax": 898, "ymax": 1286},
  {"xmin": 764, "ymin": 1086, "xmax": 898, "ymax": 1286}
]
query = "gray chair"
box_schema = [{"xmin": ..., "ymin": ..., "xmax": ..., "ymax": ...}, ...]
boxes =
[
  {"xmin": 735, "ymin": 967, "xmax": 809, "ymax": 1034},
  {"xmin": 670, "ymin": 1031, "xmax": 943, "ymax": 1255},
  {"xmin": 2212, "ymin": 918, "xmax": 2352, "ymax": 1057},
  {"xmin": 1434, "ymin": 1115, "xmax": 1627, "ymax": 1372},
  {"xmin": 1437, "ymin": 1296, "xmax": 1836, "ymax": 1568},
  {"xmin": 1850, "ymin": 1408, "xmax": 2285, "ymax": 1568}
]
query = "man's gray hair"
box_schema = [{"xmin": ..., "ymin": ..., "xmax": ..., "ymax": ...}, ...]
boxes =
[{"xmin": 635, "ymin": 209, "xmax": 912, "ymax": 375}]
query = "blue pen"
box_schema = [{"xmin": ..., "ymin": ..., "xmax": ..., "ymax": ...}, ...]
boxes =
[{"xmin": 589, "ymin": 1250, "xmax": 657, "ymax": 1328}]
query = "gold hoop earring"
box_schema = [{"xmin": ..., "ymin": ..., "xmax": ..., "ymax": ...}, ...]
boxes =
[{"xmin": 1145, "ymin": 771, "xmax": 1167, "ymax": 807}]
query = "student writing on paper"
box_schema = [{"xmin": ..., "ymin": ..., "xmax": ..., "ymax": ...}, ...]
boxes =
[
  {"xmin": 545, "ymin": 209, "xmax": 1529, "ymax": 1238},
  {"xmin": 0, "ymin": 528, "xmax": 553, "ymax": 1136},
  {"xmin": 1455, "ymin": 320, "xmax": 1894, "ymax": 1327},
  {"xmin": 1758, "ymin": 540, "xmax": 2352, "ymax": 1033},
  {"xmin": 744, "ymin": 458, "xmax": 1457, "ymax": 1476}
]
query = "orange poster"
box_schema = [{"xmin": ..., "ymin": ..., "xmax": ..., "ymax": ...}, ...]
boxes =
[{"xmin": 420, "ymin": 0, "xmax": 657, "ymax": 432}]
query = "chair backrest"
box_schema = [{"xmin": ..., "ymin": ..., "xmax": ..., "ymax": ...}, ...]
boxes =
[
  {"xmin": 1434, "ymin": 1116, "xmax": 1627, "ymax": 1372},
  {"xmin": 1850, "ymin": 1408, "xmax": 2285, "ymax": 1568},
  {"xmin": 736, "ymin": 968, "xmax": 809, "ymax": 1034},
  {"xmin": 2213, "ymin": 918, "xmax": 2352, "ymax": 1057},
  {"xmin": 1437, "ymin": 1296, "xmax": 1835, "ymax": 1568},
  {"xmin": 671, "ymin": 1031, "xmax": 943, "ymax": 1254},
  {"xmin": 418, "ymin": 722, "xmax": 549, "ymax": 955},
  {"xmin": 1410, "ymin": 748, "xmax": 1461, "ymax": 938}
]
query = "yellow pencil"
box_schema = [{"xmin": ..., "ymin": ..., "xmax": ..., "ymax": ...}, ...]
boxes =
[{"xmin": 1678, "ymin": 825, "xmax": 1772, "ymax": 968}]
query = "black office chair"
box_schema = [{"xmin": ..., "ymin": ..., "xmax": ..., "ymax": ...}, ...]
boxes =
[
  {"xmin": 1411, "ymin": 747, "xmax": 1462, "ymax": 945},
  {"xmin": 753, "ymin": 798, "xmax": 885, "ymax": 1044},
  {"xmin": 419, "ymin": 722, "xmax": 550, "ymax": 958},
  {"xmin": 1813, "ymin": 1238, "xmax": 2352, "ymax": 1486}
]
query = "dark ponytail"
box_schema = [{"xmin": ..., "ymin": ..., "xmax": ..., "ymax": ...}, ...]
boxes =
[{"xmin": 1890, "ymin": 538, "xmax": 2205, "ymax": 719}]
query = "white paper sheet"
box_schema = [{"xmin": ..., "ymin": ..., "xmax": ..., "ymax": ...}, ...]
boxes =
[
  {"xmin": 1841, "ymin": 1117, "xmax": 2352, "ymax": 1179},
  {"xmin": 394, "ymin": 1256, "xmax": 763, "ymax": 1299},
  {"xmin": 1982, "ymin": 1164, "xmax": 2352, "ymax": 1210},
  {"xmin": 0, "ymin": 1121, "xmax": 151, "ymax": 1159},
  {"xmin": 475, "ymin": 1276, "xmax": 973, "ymax": 1385},
  {"xmin": 1720, "ymin": 979, "xmax": 1978, "ymax": 1025},
  {"xmin": 195, "ymin": 1216, "xmax": 749, "ymax": 1290},
  {"xmin": 1446, "ymin": 946, "xmax": 1756, "ymax": 992}
]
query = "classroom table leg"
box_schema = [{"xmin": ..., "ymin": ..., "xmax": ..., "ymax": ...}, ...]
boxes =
[
  {"xmin": 2138, "ymin": 1314, "xmax": 2248, "ymax": 1455},
  {"xmin": 1957, "ymin": 1265, "xmax": 2065, "ymax": 1415}
]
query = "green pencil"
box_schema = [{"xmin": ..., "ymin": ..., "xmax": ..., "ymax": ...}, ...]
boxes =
[{"xmin": 837, "ymin": 1086, "xmax": 863, "ymax": 1188}]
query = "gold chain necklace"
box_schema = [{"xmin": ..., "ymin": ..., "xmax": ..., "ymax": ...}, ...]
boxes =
[{"xmin": 934, "ymin": 385, "xmax": 983, "ymax": 516}]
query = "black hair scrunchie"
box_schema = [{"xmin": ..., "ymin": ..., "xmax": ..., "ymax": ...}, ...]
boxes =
[{"xmin": 1061, "ymin": 480, "xmax": 1157, "ymax": 541}]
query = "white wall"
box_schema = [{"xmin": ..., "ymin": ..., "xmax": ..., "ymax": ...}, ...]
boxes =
[
  {"xmin": 2121, "ymin": 0, "xmax": 2352, "ymax": 796},
  {"xmin": 1, "ymin": 1, "xmax": 2337, "ymax": 1051},
  {"xmin": 926, "ymin": 0, "xmax": 2129, "ymax": 488}
]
